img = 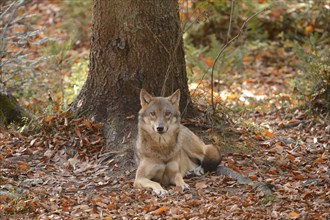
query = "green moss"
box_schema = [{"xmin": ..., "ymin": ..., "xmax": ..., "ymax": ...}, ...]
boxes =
[
  {"xmin": 260, "ymin": 195, "xmax": 277, "ymax": 205},
  {"xmin": 0, "ymin": 94, "xmax": 16, "ymax": 125}
]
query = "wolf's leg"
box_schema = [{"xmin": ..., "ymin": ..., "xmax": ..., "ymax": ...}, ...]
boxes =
[
  {"xmin": 174, "ymin": 173, "xmax": 190, "ymax": 190},
  {"xmin": 166, "ymin": 160, "xmax": 190, "ymax": 190},
  {"xmin": 134, "ymin": 159, "xmax": 167, "ymax": 195}
]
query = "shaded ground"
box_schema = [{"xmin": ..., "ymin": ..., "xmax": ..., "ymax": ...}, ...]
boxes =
[
  {"xmin": 1, "ymin": 60, "xmax": 329, "ymax": 219},
  {"xmin": 1, "ymin": 1, "xmax": 329, "ymax": 219}
]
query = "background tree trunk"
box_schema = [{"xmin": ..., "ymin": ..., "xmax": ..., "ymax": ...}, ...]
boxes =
[
  {"xmin": 71, "ymin": 0, "xmax": 196, "ymax": 159},
  {"xmin": 0, "ymin": 90, "xmax": 28, "ymax": 127}
]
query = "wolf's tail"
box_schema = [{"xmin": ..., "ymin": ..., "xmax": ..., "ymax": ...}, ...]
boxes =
[{"xmin": 202, "ymin": 145, "xmax": 222, "ymax": 172}]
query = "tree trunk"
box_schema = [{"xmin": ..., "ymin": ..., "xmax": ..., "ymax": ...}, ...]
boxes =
[
  {"xmin": 0, "ymin": 90, "xmax": 28, "ymax": 127},
  {"xmin": 71, "ymin": 0, "xmax": 196, "ymax": 159}
]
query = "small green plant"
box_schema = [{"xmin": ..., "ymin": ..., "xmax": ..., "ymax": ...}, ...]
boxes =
[
  {"xmin": 60, "ymin": 0, "xmax": 92, "ymax": 46},
  {"xmin": 64, "ymin": 57, "xmax": 88, "ymax": 106},
  {"xmin": 42, "ymin": 39, "xmax": 75, "ymax": 105},
  {"xmin": 260, "ymin": 194, "xmax": 277, "ymax": 205},
  {"xmin": 293, "ymin": 34, "xmax": 330, "ymax": 112},
  {"xmin": 185, "ymin": 33, "xmax": 246, "ymax": 83}
]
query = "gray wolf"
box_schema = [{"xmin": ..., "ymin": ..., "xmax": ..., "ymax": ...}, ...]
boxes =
[{"xmin": 133, "ymin": 89, "xmax": 221, "ymax": 195}]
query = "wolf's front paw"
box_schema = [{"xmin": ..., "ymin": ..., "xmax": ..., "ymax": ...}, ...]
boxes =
[
  {"xmin": 154, "ymin": 188, "xmax": 168, "ymax": 196},
  {"xmin": 177, "ymin": 182, "xmax": 190, "ymax": 191},
  {"xmin": 182, "ymin": 182, "xmax": 190, "ymax": 190}
]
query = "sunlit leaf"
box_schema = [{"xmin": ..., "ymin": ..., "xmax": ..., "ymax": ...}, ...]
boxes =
[
  {"xmin": 154, "ymin": 207, "xmax": 169, "ymax": 215},
  {"xmin": 44, "ymin": 115, "xmax": 55, "ymax": 122},
  {"xmin": 83, "ymin": 120, "xmax": 93, "ymax": 130},
  {"xmin": 263, "ymin": 130, "xmax": 275, "ymax": 139},
  {"xmin": 288, "ymin": 211, "xmax": 300, "ymax": 218},
  {"xmin": 74, "ymin": 125, "xmax": 82, "ymax": 138},
  {"xmin": 304, "ymin": 25, "xmax": 313, "ymax": 35},
  {"xmin": 16, "ymin": 161, "xmax": 29, "ymax": 172},
  {"xmin": 195, "ymin": 181, "xmax": 208, "ymax": 189}
]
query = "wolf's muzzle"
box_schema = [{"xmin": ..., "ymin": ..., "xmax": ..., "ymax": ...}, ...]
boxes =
[{"xmin": 156, "ymin": 126, "xmax": 164, "ymax": 133}]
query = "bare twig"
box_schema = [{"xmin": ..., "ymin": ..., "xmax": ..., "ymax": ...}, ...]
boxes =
[
  {"xmin": 0, "ymin": 0, "xmax": 24, "ymax": 53},
  {"xmin": 0, "ymin": 0, "xmax": 26, "ymax": 85},
  {"xmin": 210, "ymin": 4, "xmax": 272, "ymax": 111},
  {"xmin": 226, "ymin": 0, "xmax": 235, "ymax": 43},
  {"xmin": 211, "ymin": 0, "xmax": 235, "ymax": 111}
]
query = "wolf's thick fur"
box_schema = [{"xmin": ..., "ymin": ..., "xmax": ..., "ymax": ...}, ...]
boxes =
[{"xmin": 134, "ymin": 89, "xmax": 221, "ymax": 195}]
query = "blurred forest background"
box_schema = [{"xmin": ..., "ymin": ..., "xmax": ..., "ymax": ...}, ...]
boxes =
[
  {"xmin": 0, "ymin": 0, "xmax": 329, "ymax": 219},
  {"xmin": 1, "ymin": 0, "xmax": 329, "ymax": 120}
]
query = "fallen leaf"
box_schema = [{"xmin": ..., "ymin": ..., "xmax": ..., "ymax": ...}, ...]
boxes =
[
  {"xmin": 304, "ymin": 25, "xmax": 313, "ymax": 35},
  {"xmin": 44, "ymin": 115, "xmax": 55, "ymax": 122},
  {"xmin": 288, "ymin": 211, "xmax": 300, "ymax": 218},
  {"xmin": 195, "ymin": 181, "xmax": 208, "ymax": 189},
  {"xmin": 185, "ymin": 199, "xmax": 202, "ymax": 207},
  {"xmin": 44, "ymin": 149, "xmax": 55, "ymax": 158},
  {"xmin": 286, "ymin": 154, "xmax": 296, "ymax": 160},
  {"xmin": 270, "ymin": 145, "xmax": 283, "ymax": 154},
  {"xmin": 314, "ymin": 158, "xmax": 324, "ymax": 163},
  {"xmin": 17, "ymin": 161, "xmax": 30, "ymax": 172},
  {"xmin": 253, "ymin": 135, "xmax": 264, "ymax": 141},
  {"xmin": 263, "ymin": 130, "xmax": 275, "ymax": 138},
  {"xmin": 83, "ymin": 120, "xmax": 93, "ymax": 130},
  {"xmin": 93, "ymin": 123, "xmax": 103, "ymax": 130},
  {"xmin": 294, "ymin": 174, "xmax": 304, "ymax": 180},
  {"xmin": 75, "ymin": 125, "xmax": 82, "ymax": 138},
  {"xmin": 30, "ymin": 138, "xmax": 38, "ymax": 146},
  {"xmin": 227, "ymin": 161, "xmax": 242, "ymax": 174},
  {"xmin": 248, "ymin": 175, "xmax": 258, "ymax": 181},
  {"xmin": 154, "ymin": 207, "xmax": 169, "ymax": 215}
]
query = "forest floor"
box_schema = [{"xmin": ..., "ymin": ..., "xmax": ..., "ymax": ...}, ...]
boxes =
[{"xmin": 1, "ymin": 1, "xmax": 329, "ymax": 219}]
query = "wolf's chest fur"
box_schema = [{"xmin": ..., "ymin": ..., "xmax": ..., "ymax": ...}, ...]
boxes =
[{"xmin": 137, "ymin": 127, "xmax": 181, "ymax": 162}]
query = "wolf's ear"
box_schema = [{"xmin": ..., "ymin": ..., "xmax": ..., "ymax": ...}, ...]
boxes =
[
  {"xmin": 140, "ymin": 89, "xmax": 153, "ymax": 107},
  {"xmin": 168, "ymin": 89, "xmax": 180, "ymax": 107}
]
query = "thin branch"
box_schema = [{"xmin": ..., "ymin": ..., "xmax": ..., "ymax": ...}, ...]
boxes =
[
  {"xmin": 226, "ymin": 0, "xmax": 235, "ymax": 43},
  {"xmin": 212, "ymin": 0, "xmax": 235, "ymax": 111},
  {"xmin": 1, "ymin": 0, "xmax": 25, "ymax": 49},
  {"xmin": 1, "ymin": 0, "xmax": 25, "ymax": 83},
  {"xmin": 181, "ymin": 65, "xmax": 209, "ymax": 115},
  {"xmin": 145, "ymin": 24, "xmax": 171, "ymax": 57},
  {"xmin": 210, "ymin": 4, "xmax": 271, "ymax": 111}
]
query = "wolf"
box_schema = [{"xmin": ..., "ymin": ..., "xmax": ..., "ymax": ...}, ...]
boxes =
[{"xmin": 133, "ymin": 89, "xmax": 221, "ymax": 195}]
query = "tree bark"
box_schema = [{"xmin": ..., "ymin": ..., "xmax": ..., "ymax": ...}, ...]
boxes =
[
  {"xmin": 70, "ymin": 0, "xmax": 197, "ymax": 158},
  {"xmin": 0, "ymin": 90, "xmax": 28, "ymax": 127}
]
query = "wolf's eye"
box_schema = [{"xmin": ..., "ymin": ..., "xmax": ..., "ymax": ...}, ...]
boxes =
[
  {"xmin": 165, "ymin": 111, "xmax": 171, "ymax": 117},
  {"xmin": 150, "ymin": 112, "xmax": 156, "ymax": 117}
]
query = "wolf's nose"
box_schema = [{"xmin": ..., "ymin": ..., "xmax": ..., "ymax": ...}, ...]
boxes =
[{"xmin": 156, "ymin": 126, "xmax": 164, "ymax": 132}]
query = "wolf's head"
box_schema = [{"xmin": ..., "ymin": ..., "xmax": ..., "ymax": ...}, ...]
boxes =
[{"xmin": 138, "ymin": 89, "xmax": 181, "ymax": 135}]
